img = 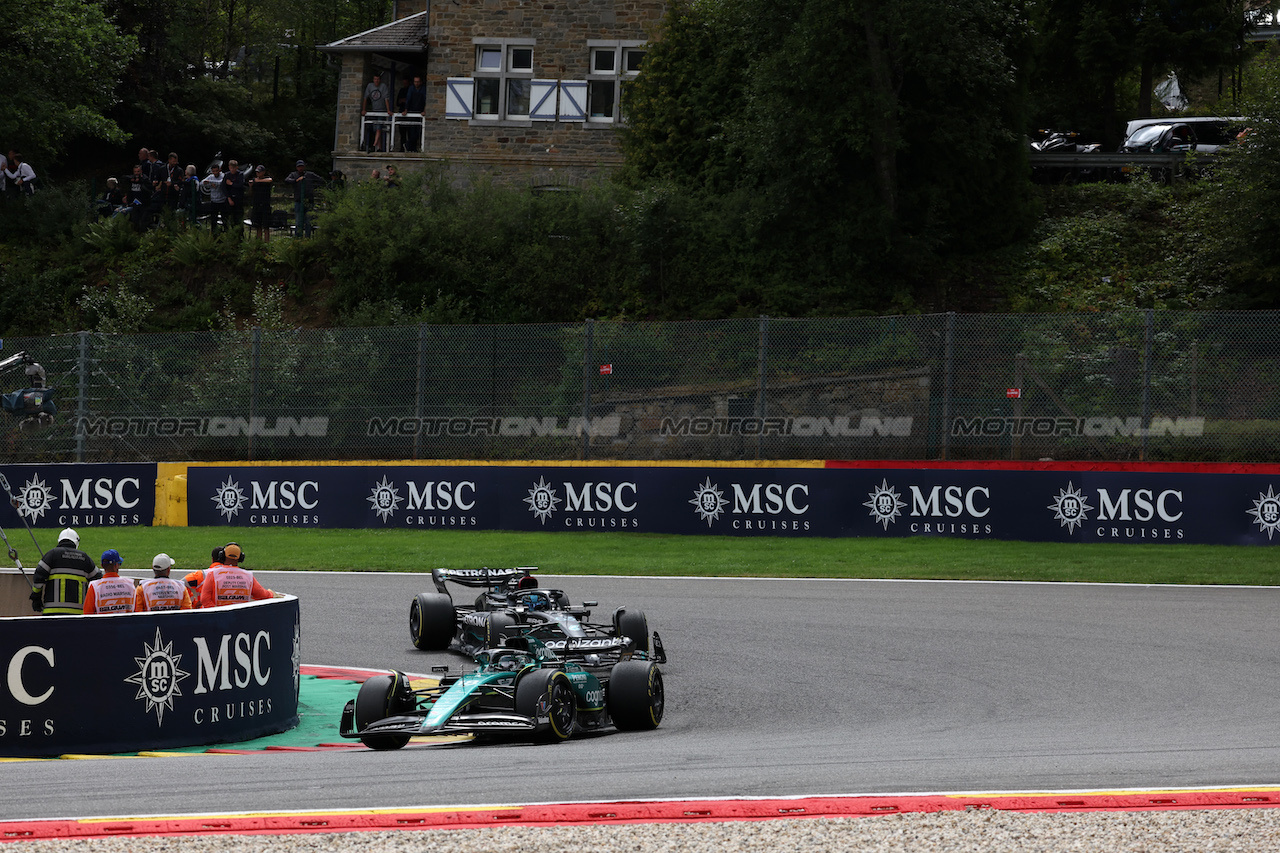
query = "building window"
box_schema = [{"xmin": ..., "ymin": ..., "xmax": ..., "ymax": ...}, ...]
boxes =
[
  {"xmin": 473, "ymin": 40, "xmax": 535, "ymax": 120},
  {"xmin": 586, "ymin": 42, "xmax": 645, "ymax": 123}
]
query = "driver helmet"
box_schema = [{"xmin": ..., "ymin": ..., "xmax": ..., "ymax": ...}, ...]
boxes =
[{"xmin": 526, "ymin": 591, "xmax": 550, "ymax": 611}]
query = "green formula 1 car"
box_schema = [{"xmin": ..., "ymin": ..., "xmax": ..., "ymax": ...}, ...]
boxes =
[{"xmin": 339, "ymin": 633, "xmax": 665, "ymax": 749}]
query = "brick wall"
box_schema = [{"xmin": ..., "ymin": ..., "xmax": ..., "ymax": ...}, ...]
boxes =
[{"xmin": 332, "ymin": 0, "xmax": 666, "ymax": 186}]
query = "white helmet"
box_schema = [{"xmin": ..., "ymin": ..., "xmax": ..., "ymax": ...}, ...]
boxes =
[
  {"xmin": 152, "ymin": 553, "xmax": 175, "ymax": 572},
  {"xmin": 58, "ymin": 528, "xmax": 79, "ymax": 548}
]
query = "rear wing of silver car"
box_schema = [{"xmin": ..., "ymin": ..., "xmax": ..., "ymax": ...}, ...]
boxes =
[{"xmin": 431, "ymin": 566, "xmax": 537, "ymax": 595}]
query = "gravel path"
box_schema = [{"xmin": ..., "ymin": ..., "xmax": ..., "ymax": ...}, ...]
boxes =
[{"xmin": 13, "ymin": 809, "xmax": 1280, "ymax": 852}]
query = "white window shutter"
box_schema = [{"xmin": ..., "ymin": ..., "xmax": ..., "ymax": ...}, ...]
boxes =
[
  {"xmin": 445, "ymin": 78, "xmax": 474, "ymax": 119},
  {"xmin": 558, "ymin": 81, "xmax": 586, "ymax": 121},
  {"xmin": 530, "ymin": 80, "xmax": 558, "ymax": 121}
]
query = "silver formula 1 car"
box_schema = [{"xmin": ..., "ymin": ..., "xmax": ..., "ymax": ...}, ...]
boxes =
[
  {"xmin": 340, "ymin": 633, "xmax": 664, "ymax": 749},
  {"xmin": 408, "ymin": 567, "xmax": 666, "ymax": 664}
]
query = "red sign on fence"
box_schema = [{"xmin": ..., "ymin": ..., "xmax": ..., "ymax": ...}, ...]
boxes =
[
  {"xmin": 1006, "ymin": 388, "xmax": 1022, "ymax": 399},
  {"xmin": 599, "ymin": 364, "xmax": 613, "ymax": 375}
]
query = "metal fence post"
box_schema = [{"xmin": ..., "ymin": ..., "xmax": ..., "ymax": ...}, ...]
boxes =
[
  {"xmin": 75, "ymin": 331, "xmax": 88, "ymax": 462},
  {"xmin": 941, "ymin": 312, "xmax": 955, "ymax": 460},
  {"xmin": 1141, "ymin": 308, "xmax": 1153, "ymax": 461},
  {"xmin": 582, "ymin": 319, "xmax": 594, "ymax": 461},
  {"xmin": 413, "ymin": 324, "xmax": 426, "ymax": 460},
  {"xmin": 756, "ymin": 316, "xmax": 769, "ymax": 460},
  {"xmin": 250, "ymin": 327, "xmax": 261, "ymax": 462}
]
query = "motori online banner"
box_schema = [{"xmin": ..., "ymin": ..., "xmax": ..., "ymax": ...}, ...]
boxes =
[{"xmin": 187, "ymin": 464, "xmax": 1280, "ymax": 545}]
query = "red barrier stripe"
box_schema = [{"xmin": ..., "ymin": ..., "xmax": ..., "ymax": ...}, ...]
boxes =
[
  {"xmin": 3, "ymin": 790, "xmax": 1278, "ymax": 841},
  {"xmin": 823, "ymin": 459, "xmax": 1280, "ymax": 474}
]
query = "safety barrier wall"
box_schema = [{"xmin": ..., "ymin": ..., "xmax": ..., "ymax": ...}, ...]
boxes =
[
  {"xmin": 6, "ymin": 460, "xmax": 1280, "ymax": 544},
  {"xmin": 0, "ymin": 595, "xmax": 300, "ymax": 757},
  {"xmin": 176, "ymin": 459, "xmax": 1280, "ymax": 545}
]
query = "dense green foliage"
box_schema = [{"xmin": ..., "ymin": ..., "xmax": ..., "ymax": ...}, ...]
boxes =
[
  {"xmin": 0, "ymin": 1, "xmax": 1277, "ymax": 334},
  {"xmin": 0, "ymin": 0, "xmax": 136, "ymax": 162}
]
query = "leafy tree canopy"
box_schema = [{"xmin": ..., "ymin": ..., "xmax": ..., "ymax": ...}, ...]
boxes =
[{"xmin": 0, "ymin": 0, "xmax": 137, "ymax": 162}]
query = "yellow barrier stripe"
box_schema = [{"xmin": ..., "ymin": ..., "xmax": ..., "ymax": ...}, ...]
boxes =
[{"xmin": 155, "ymin": 458, "xmax": 825, "ymax": 526}]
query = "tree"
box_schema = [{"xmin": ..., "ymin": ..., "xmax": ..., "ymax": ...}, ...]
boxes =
[
  {"xmin": 0, "ymin": 0, "xmax": 136, "ymax": 163},
  {"xmin": 622, "ymin": 0, "xmax": 1035, "ymax": 308}
]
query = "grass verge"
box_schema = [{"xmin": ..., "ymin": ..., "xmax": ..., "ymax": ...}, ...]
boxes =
[{"xmin": 25, "ymin": 527, "xmax": 1280, "ymax": 586}]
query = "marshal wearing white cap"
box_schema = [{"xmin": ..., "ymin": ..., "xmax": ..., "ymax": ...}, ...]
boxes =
[
  {"xmin": 30, "ymin": 528, "xmax": 101, "ymax": 615},
  {"xmin": 134, "ymin": 552, "xmax": 194, "ymax": 612}
]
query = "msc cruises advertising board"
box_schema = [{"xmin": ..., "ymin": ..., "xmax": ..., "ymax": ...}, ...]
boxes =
[{"xmin": 187, "ymin": 465, "xmax": 1280, "ymax": 545}]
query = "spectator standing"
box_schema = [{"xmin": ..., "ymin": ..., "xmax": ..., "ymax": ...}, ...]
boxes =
[
  {"xmin": 385, "ymin": 165, "xmax": 400, "ymax": 188},
  {"xmin": 224, "ymin": 160, "xmax": 247, "ymax": 234},
  {"xmin": 201, "ymin": 161, "xmax": 228, "ymax": 232},
  {"xmin": 183, "ymin": 165, "xmax": 200, "ymax": 226},
  {"xmin": 284, "ymin": 160, "xmax": 324, "ymax": 238},
  {"xmin": 137, "ymin": 147, "xmax": 154, "ymax": 182},
  {"xmin": 0, "ymin": 151, "xmax": 6, "ymax": 196},
  {"xmin": 401, "ymin": 74, "xmax": 427, "ymax": 152},
  {"xmin": 362, "ymin": 71, "xmax": 391, "ymax": 152},
  {"xmin": 4, "ymin": 152, "xmax": 36, "ymax": 196},
  {"xmin": 83, "ymin": 549, "xmax": 136, "ymax": 615},
  {"xmin": 159, "ymin": 152, "xmax": 183, "ymax": 211},
  {"xmin": 249, "ymin": 165, "xmax": 273, "ymax": 241},
  {"xmin": 135, "ymin": 553, "xmax": 193, "ymax": 611},
  {"xmin": 125, "ymin": 164, "xmax": 153, "ymax": 231},
  {"xmin": 30, "ymin": 529, "xmax": 100, "ymax": 615}
]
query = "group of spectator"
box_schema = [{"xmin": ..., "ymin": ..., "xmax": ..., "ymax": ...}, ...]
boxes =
[
  {"xmin": 0, "ymin": 149, "xmax": 36, "ymax": 196},
  {"xmin": 361, "ymin": 71, "xmax": 427, "ymax": 153},
  {"xmin": 28, "ymin": 528, "xmax": 275, "ymax": 615},
  {"xmin": 100, "ymin": 147, "xmax": 328, "ymax": 239}
]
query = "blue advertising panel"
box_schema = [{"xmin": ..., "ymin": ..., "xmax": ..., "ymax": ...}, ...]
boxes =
[
  {"xmin": 186, "ymin": 463, "xmax": 1280, "ymax": 545},
  {"xmin": 0, "ymin": 597, "xmax": 300, "ymax": 757},
  {"xmin": 0, "ymin": 463, "xmax": 157, "ymax": 529}
]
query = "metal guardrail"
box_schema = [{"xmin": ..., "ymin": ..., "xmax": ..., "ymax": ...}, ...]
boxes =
[{"xmin": 1028, "ymin": 150, "xmax": 1219, "ymax": 181}]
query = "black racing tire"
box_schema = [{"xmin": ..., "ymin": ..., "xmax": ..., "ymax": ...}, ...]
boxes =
[
  {"xmin": 485, "ymin": 611, "xmax": 517, "ymax": 648},
  {"xmin": 615, "ymin": 607, "xmax": 650, "ymax": 653},
  {"xmin": 514, "ymin": 668, "xmax": 577, "ymax": 742},
  {"xmin": 607, "ymin": 659, "xmax": 664, "ymax": 731},
  {"xmin": 409, "ymin": 593, "xmax": 456, "ymax": 651},
  {"xmin": 354, "ymin": 674, "xmax": 412, "ymax": 750}
]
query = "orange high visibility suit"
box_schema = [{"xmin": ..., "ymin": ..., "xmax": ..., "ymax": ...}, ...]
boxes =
[
  {"xmin": 200, "ymin": 565, "xmax": 273, "ymax": 608},
  {"xmin": 135, "ymin": 576, "xmax": 194, "ymax": 611},
  {"xmin": 83, "ymin": 571, "xmax": 137, "ymax": 614}
]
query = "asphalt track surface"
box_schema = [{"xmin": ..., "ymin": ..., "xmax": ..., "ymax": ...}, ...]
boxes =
[{"xmin": 6, "ymin": 572, "xmax": 1280, "ymax": 821}]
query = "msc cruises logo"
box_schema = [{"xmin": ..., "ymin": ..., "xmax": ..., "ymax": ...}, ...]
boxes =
[
  {"xmin": 125, "ymin": 628, "xmax": 191, "ymax": 725},
  {"xmin": 863, "ymin": 479, "xmax": 906, "ymax": 530},
  {"xmin": 211, "ymin": 477, "xmax": 248, "ymax": 521},
  {"xmin": 367, "ymin": 476, "xmax": 403, "ymax": 522},
  {"xmin": 1048, "ymin": 481, "xmax": 1093, "ymax": 534},
  {"xmin": 689, "ymin": 478, "xmax": 727, "ymax": 527},
  {"xmin": 1248, "ymin": 485, "xmax": 1280, "ymax": 540},
  {"xmin": 15, "ymin": 476, "xmax": 55, "ymax": 522},
  {"xmin": 524, "ymin": 477, "xmax": 561, "ymax": 524}
]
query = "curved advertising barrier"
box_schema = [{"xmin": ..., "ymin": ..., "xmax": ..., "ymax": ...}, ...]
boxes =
[{"xmin": 0, "ymin": 594, "xmax": 299, "ymax": 757}]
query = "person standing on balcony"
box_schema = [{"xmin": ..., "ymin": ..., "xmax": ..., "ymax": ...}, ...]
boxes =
[
  {"xmin": 362, "ymin": 71, "xmax": 391, "ymax": 152},
  {"xmin": 401, "ymin": 74, "xmax": 427, "ymax": 152}
]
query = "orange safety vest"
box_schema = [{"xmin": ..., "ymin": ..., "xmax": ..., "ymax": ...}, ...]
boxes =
[
  {"xmin": 135, "ymin": 576, "xmax": 193, "ymax": 611},
  {"xmin": 200, "ymin": 565, "xmax": 272, "ymax": 607},
  {"xmin": 83, "ymin": 572, "xmax": 137, "ymax": 614}
]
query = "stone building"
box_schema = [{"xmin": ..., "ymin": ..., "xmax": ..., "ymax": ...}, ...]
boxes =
[{"xmin": 320, "ymin": 0, "xmax": 666, "ymax": 186}]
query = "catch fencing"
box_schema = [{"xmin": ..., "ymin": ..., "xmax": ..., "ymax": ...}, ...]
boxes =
[{"xmin": 2, "ymin": 311, "xmax": 1276, "ymax": 463}]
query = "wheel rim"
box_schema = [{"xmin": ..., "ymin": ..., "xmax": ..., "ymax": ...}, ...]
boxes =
[
  {"xmin": 548, "ymin": 677, "xmax": 576, "ymax": 738},
  {"xmin": 649, "ymin": 668, "xmax": 665, "ymax": 724},
  {"xmin": 409, "ymin": 601, "xmax": 421, "ymax": 640}
]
